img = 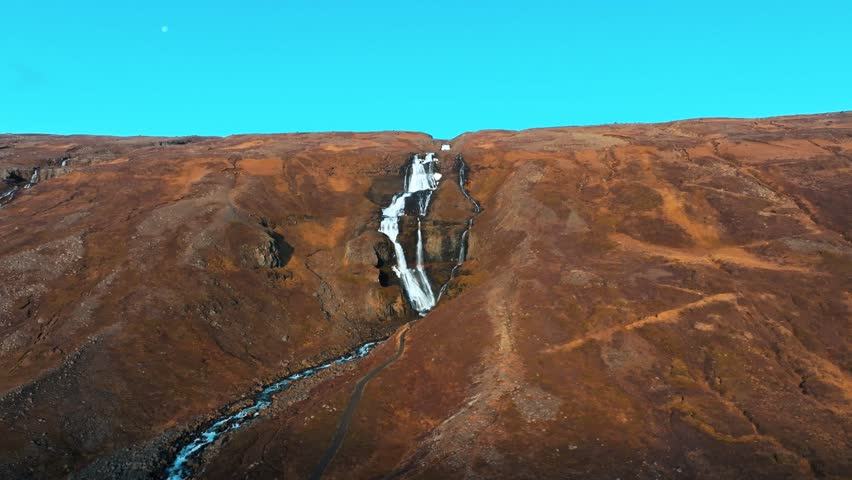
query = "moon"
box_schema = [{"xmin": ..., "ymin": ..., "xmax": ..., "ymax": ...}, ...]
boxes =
[{"xmin": 161, "ymin": 26, "xmax": 169, "ymax": 33}]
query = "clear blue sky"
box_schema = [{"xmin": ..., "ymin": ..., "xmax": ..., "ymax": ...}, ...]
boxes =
[{"xmin": 2, "ymin": 1, "xmax": 851, "ymax": 139}]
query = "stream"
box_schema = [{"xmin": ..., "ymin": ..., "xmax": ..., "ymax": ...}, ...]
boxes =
[
  {"xmin": 163, "ymin": 151, "xmax": 480, "ymax": 479},
  {"xmin": 165, "ymin": 341, "xmax": 382, "ymax": 480},
  {"xmin": 437, "ymin": 155, "xmax": 480, "ymax": 301},
  {"xmin": 0, "ymin": 186, "xmax": 18, "ymax": 206}
]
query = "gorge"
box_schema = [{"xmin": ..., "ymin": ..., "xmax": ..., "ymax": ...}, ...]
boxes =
[{"xmin": 163, "ymin": 150, "xmax": 481, "ymax": 479}]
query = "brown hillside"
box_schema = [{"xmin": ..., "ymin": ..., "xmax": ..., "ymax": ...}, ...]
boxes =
[{"xmin": 0, "ymin": 113, "xmax": 850, "ymax": 479}]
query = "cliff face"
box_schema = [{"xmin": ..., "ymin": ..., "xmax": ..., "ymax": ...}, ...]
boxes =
[{"xmin": 1, "ymin": 113, "xmax": 850, "ymax": 479}]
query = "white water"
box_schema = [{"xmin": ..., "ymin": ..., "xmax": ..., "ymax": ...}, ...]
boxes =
[
  {"xmin": 0, "ymin": 186, "xmax": 17, "ymax": 206},
  {"xmin": 22, "ymin": 168, "xmax": 39, "ymax": 190},
  {"xmin": 378, "ymin": 153, "xmax": 442, "ymax": 315}
]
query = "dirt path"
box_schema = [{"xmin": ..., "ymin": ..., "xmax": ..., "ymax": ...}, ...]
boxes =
[
  {"xmin": 545, "ymin": 293, "xmax": 737, "ymax": 354},
  {"xmin": 310, "ymin": 326, "xmax": 410, "ymax": 480}
]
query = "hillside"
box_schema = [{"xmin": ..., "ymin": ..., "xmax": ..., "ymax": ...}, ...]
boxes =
[{"xmin": 1, "ymin": 113, "xmax": 850, "ymax": 479}]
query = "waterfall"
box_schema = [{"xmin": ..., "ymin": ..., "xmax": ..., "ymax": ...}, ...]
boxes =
[
  {"xmin": 1, "ymin": 167, "xmax": 39, "ymax": 205},
  {"xmin": 457, "ymin": 156, "xmax": 480, "ymax": 213},
  {"xmin": 23, "ymin": 168, "xmax": 39, "ymax": 189},
  {"xmin": 378, "ymin": 153, "xmax": 442, "ymax": 315},
  {"xmin": 436, "ymin": 155, "xmax": 481, "ymax": 302}
]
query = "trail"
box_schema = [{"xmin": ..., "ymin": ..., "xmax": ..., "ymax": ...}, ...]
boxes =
[
  {"xmin": 545, "ymin": 293, "xmax": 737, "ymax": 354},
  {"xmin": 309, "ymin": 328, "xmax": 409, "ymax": 480}
]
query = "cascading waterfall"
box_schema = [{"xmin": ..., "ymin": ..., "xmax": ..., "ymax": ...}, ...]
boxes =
[
  {"xmin": 378, "ymin": 153, "xmax": 443, "ymax": 315},
  {"xmin": 23, "ymin": 167, "xmax": 39, "ymax": 189}
]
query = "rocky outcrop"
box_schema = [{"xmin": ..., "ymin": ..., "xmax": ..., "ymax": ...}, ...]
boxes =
[{"xmin": 239, "ymin": 228, "xmax": 294, "ymax": 269}]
